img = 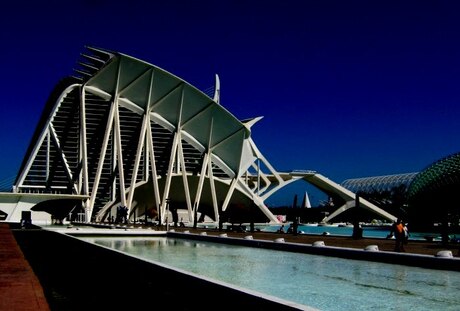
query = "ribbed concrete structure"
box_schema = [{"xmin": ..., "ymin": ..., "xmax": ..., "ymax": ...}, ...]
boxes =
[
  {"xmin": 8, "ymin": 47, "xmax": 332, "ymax": 224},
  {"xmin": 7, "ymin": 47, "xmax": 396, "ymax": 225}
]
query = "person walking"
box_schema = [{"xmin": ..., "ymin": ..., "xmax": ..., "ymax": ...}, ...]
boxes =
[{"xmin": 389, "ymin": 218, "xmax": 406, "ymax": 252}]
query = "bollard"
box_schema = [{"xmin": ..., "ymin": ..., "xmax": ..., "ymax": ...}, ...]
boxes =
[
  {"xmin": 364, "ymin": 245, "xmax": 379, "ymax": 252},
  {"xmin": 436, "ymin": 250, "xmax": 453, "ymax": 258}
]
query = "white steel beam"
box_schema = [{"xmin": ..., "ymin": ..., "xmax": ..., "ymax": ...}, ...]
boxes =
[
  {"xmin": 177, "ymin": 133, "xmax": 194, "ymax": 219},
  {"xmin": 192, "ymin": 152, "xmax": 209, "ymax": 223},
  {"xmin": 146, "ymin": 115, "xmax": 161, "ymax": 218},
  {"xmin": 80, "ymin": 86, "xmax": 89, "ymax": 197},
  {"xmin": 126, "ymin": 113, "xmax": 148, "ymax": 216},
  {"xmin": 207, "ymin": 152, "xmax": 219, "ymax": 219},
  {"xmin": 160, "ymin": 131, "xmax": 179, "ymax": 224},
  {"xmin": 113, "ymin": 97, "xmax": 127, "ymax": 208},
  {"xmin": 87, "ymin": 102, "xmax": 116, "ymax": 221}
]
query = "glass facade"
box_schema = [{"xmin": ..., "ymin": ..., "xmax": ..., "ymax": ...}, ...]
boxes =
[
  {"xmin": 340, "ymin": 152, "xmax": 460, "ymax": 229},
  {"xmin": 407, "ymin": 152, "xmax": 460, "ymax": 200},
  {"xmin": 341, "ymin": 173, "xmax": 419, "ymax": 194}
]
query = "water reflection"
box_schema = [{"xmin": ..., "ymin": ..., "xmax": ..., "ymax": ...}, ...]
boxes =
[{"xmin": 81, "ymin": 236, "xmax": 460, "ymax": 311}]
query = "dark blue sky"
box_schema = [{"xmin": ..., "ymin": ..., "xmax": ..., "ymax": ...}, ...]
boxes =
[{"xmin": 1, "ymin": 1, "xmax": 459, "ymax": 206}]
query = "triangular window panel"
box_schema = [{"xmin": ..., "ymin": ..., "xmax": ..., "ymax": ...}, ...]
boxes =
[
  {"xmin": 153, "ymin": 85, "xmax": 182, "ymax": 126},
  {"xmin": 212, "ymin": 128, "xmax": 245, "ymax": 174},
  {"xmin": 119, "ymin": 69, "xmax": 153, "ymax": 110},
  {"xmin": 239, "ymin": 139, "xmax": 257, "ymax": 174},
  {"xmin": 150, "ymin": 68, "xmax": 182, "ymax": 108},
  {"xmin": 85, "ymin": 58, "xmax": 119, "ymax": 95},
  {"xmin": 118, "ymin": 56, "xmax": 151, "ymax": 94},
  {"xmin": 182, "ymin": 105, "xmax": 213, "ymax": 149},
  {"xmin": 181, "ymin": 85, "xmax": 213, "ymax": 126},
  {"xmin": 210, "ymin": 106, "xmax": 245, "ymax": 147}
]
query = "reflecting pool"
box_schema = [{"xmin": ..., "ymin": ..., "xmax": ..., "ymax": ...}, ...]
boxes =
[{"xmin": 80, "ymin": 236, "xmax": 460, "ymax": 311}]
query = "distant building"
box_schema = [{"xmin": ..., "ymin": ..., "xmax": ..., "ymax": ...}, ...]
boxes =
[
  {"xmin": 337, "ymin": 173, "xmax": 417, "ymax": 222},
  {"xmin": 341, "ymin": 172, "xmax": 418, "ymax": 194},
  {"xmin": 407, "ymin": 152, "xmax": 460, "ymax": 231},
  {"xmin": 341, "ymin": 152, "xmax": 460, "ymax": 231}
]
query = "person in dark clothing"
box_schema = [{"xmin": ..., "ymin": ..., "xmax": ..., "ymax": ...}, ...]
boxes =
[{"xmin": 388, "ymin": 218, "xmax": 406, "ymax": 252}]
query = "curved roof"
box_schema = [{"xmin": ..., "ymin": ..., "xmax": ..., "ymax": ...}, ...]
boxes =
[
  {"xmin": 82, "ymin": 48, "xmax": 252, "ymax": 175},
  {"xmin": 408, "ymin": 152, "xmax": 460, "ymax": 200},
  {"xmin": 341, "ymin": 172, "xmax": 418, "ymax": 194},
  {"xmin": 14, "ymin": 46, "xmax": 381, "ymax": 224},
  {"xmin": 13, "ymin": 46, "xmax": 281, "ymax": 223}
]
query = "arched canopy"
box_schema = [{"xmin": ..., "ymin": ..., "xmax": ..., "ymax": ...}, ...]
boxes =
[
  {"xmin": 84, "ymin": 50, "xmax": 251, "ymax": 174},
  {"xmin": 342, "ymin": 173, "xmax": 419, "ymax": 194},
  {"xmin": 408, "ymin": 152, "xmax": 460, "ymax": 199}
]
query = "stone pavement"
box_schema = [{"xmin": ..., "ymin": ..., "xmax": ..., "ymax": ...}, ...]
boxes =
[{"xmin": 0, "ymin": 223, "xmax": 49, "ymax": 311}]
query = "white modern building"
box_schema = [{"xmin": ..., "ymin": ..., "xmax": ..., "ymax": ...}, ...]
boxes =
[{"xmin": 2, "ymin": 47, "xmax": 396, "ymax": 225}]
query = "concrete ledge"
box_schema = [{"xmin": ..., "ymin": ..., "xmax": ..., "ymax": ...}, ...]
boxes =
[
  {"xmin": 167, "ymin": 232, "xmax": 460, "ymax": 271},
  {"xmin": 44, "ymin": 226, "xmax": 167, "ymax": 236}
]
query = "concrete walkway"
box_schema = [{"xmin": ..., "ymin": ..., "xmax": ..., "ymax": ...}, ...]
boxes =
[{"xmin": 0, "ymin": 223, "xmax": 49, "ymax": 311}]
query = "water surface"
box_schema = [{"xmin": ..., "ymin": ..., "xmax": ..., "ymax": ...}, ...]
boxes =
[{"xmin": 81, "ymin": 236, "xmax": 460, "ymax": 311}]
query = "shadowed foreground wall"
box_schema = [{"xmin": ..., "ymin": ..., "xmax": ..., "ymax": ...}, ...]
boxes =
[{"xmin": 12, "ymin": 227, "xmax": 305, "ymax": 311}]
